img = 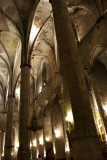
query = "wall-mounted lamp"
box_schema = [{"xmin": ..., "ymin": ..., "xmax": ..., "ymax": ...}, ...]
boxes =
[
  {"xmin": 39, "ymin": 86, "xmax": 42, "ymax": 92},
  {"xmin": 43, "ymin": 83, "xmax": 46, "ymax": 86},
  {"xmin": 30, "ymin": 141, "xmax": 32, "ymax": 148},
  {"xmin": 33, "ymin": 139, "xmax": 37, "ymax": 147},
  {"xmin": 66, "ymin": 112, "xmax": 74, "ymax": 132},
  {"xmin": 15, "ymin": 87, "xmax": 20, "ymax": 98},
  {"xmin": 103, "ymin": 105, "xmax": 107, "ymax": 116},
  {"xmin": 15, "ymin": 142, "xmax": 19, "ymax": 151},
  {"xmin": 66, "ymin": 113, "xmax": 73, "ymax": 123},
  {"xmin": 46, "ymin": 137, "xmax": 50, "ymax": 142},
  {"xmin": 15, "ymin": 143, "xmax": 19, "ymax": 148},
  {"xmin": 65, "ymin": 147, "xmax": 70, "ymax": 152},
  {"xmin": 55, "ymin": 130, "xmax": 60, "ymax": 138},
  {"xmin": 11, "ymin": 152, "xmax": 13, "ymax": 156},
  {"xmin": 39, "ymin": 137, "xmax": 43, "ymax": 145}
]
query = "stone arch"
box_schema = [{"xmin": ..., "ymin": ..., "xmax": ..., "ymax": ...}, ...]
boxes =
[{"xmin": 90, "ymin": 45, "xmax": 106, "ymax": 66}]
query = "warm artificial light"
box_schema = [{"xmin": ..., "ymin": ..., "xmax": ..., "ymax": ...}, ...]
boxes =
[
  {"xmin": 46, "ymin": 137, "xmax": 50, "ymax": 142},
  {"xmin": 15, "ymin": 87, "xmax": 20, "ymax": 98},
  {"xmin": 55, "ymin": 130, "xmax": 60, "ymax": 138},
  {"xmin": 33, "ymin": 139, "xmax": 37, "ymax": 147},
  {"xmin": 65, "ymin": 147, "xmax": 70, "ymax": 152},
  {"xmin": 39, "ymin": 137, "xmax": 43, "ymax": 144},
  {"xmin": 103, "ymin": 105, "xmax": 107, "ymax": 116},
  {"xmin": 16, "ymin": 142, "xmax": 19, "ymax": 148},
  {"xmin": 11, "ymin": 152, "xmax": 13, "ymax": 156},
  {"xmin": 30, "ymin": 141, "xmax": 32, "ymax": 148},
  {"xmin": 39, "ymin": 86, "xmax": 42, "ymax": 93},
  {"xmin": 66, "ymin": 112, "xmax": 74, "ymax": 123}
]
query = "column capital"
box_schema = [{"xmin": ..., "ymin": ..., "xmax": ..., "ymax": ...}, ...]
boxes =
[{"xmin": 20, "ymin": 64, "xmax": 31, "ymax": 69}]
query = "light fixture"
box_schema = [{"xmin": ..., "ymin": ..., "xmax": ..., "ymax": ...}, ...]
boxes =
[
  {"xmin": 33, "ymin": 139, "xmax": 37, "ymax": 147},
  {"xmin": 66, "ymin": 112, "xmax": 74, "ymax": 123},
  {"xmin": 65, "ymin": 147, "xmax": 70, "ymax": 152},
  {"xmin": 55, "ymin": 130, "xmax": 60, "ymax": 138},
  {"xmin": 15, "ymin": 142, "xmax": 19, "ymax": 148},
  {"xmin": 15, "ymin": 87, "xmax": 20, "ymax": 98},
  {"xmin": 46, "ymin": 137, "xmax": 50, "ymax": 142},
  {"xmin": 43, "ymin": 83, "xmax": 46, "ymax": 86},
  {"xmin": 11, "ymin": 152, "xmax": 13, "ymax": 156},
  {"xmin": 103, "ymin": 105, "xmax": 107, "ymax": 116},
  {"xmin": 30, "ymin": 141, "xmax": 32, "ymax": 148},
  {"xmin": 39, "ymin": 86, "xmax": 42, "ymax": 92},
  {"xmin": 39, "ymin": 137, "xmax": 43, "ymax": 145},
  {"xmin": 15, "ymin": 142, "xmax": 19, "ymax": 151}
]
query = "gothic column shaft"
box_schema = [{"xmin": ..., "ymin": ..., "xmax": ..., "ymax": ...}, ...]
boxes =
[
  {"xmin": 19, "ymin": 65, "xmax": 30, "ymax": 158},
  {"xmin": 36, "ymin": 132, "xmax": 39, "ymax": 157},
  {"xmin": 4, "ymin": 96, "xmax": 15, "ymax": 160},
  {"xmin": 50, "ymin": 0, "xmax": 103, "ymax": 159},
  {"xmin": 2, "ymin": 131, "xmax": 5, "ymax": 156},
  {"xmin": 50, "ymin": 0, "xmax": 96, "ymax": 129},
  {"xmin": 50, "ymin": 103, "xmax": 56, "ymax": 155},
  {"xmin": 0, "ymin": 132, "xmax": 2, "ymax": 158},
  {"xmin": 50, "ymin": 98, "xmax": 66, "ymax": 159},
  {"xmin": 43, "ymin": 117, "xmax": 46, "ymax": 157},
  {"xmin": 59, "ymin": 87, "xmax": 72, "ymax": 160}
]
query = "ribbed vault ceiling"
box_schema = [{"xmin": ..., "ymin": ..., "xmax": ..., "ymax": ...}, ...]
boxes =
[{"xmin": 0, "ymin": 0, "xmax": 107, "ymax": 113}]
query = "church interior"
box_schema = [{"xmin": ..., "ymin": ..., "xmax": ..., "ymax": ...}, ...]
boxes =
[{"xmin": 0, "ymin": 0, "xmax": 107, "ymax": 159}]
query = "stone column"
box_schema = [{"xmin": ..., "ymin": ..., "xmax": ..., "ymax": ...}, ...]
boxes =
[
  {"xmin": 49, "ymin": 0, "xmax": 103, "ymax": 159},
  {"xmin": 4, "ymin": 95, "xmax": 15, "ymax": 160},
  {"xmin": 50, "ymin": 102, "xmax": 56, "ymax": 157},
  {"xmin": 0, "ymin": 131, "xmax": 2, "ymax": 159},
  {"xmin": 19, "ymin": 65, "xmax": 31, "ymax": 159},
  {"xmin": 50, "ymin": 97, "xmax": 66, "ymax": 160},
  {"xmin": 2, "ymin": 131, "xmax": 5, "ymax": 157},
  {"xmin": 59, "ymin": 96, "xmax": 71, "ymax": 160},
  {"xmin": 44, "ymin": 103, "xmax": 53, "ymax": 154},
  {"xmin": 38, "ymin": 129, "xmax": 44, "ymax": 157},
  {"xmin": 36, "ymin": 131, "xmax": 40, "ymax": 158},
  {"xmin": 90, "ymin": 74, "xmax": 107, "ymax": 133},
  {"xmin": 43, "ymin": 117, "xmax": 46, "ymax": 157}
]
